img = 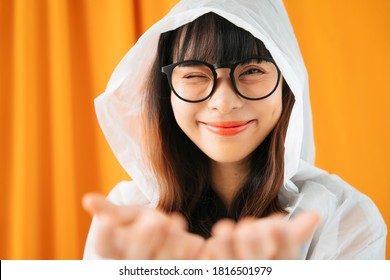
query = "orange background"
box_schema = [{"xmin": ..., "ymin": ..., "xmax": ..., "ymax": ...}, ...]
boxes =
[{"xmin": 0, "ymin": 0, "xmax": 388, "ymax": 259}]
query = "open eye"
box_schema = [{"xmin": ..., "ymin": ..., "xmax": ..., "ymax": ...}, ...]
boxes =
[
  {"xmin": 240, "ymin": 68, "xmax": 264, "ymax": 76},
  {"xmin": 238, "ymin": 66, "xmax": 266, "ymax": 81}
]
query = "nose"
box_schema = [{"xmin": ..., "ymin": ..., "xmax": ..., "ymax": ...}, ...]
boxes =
[{"xmin": 207, "ymin": 69, "xmax": 244, "ymax": 113}]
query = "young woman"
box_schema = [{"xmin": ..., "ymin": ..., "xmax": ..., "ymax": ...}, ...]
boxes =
[{"xmin": 83, "ymin": 0, "xmax": 387, "ymax": 259}]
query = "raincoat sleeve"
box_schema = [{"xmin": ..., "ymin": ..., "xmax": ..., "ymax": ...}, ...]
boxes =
[
  {"xmin": 312, "ymin": 196, "xmax": 386, "ymax": 259},
  {"xmin": 296, "ymin": 174, "xmax": 388, "ymax": 259}
]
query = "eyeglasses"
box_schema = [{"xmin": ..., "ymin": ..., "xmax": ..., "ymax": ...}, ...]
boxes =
[{"xmin": 161, "ymin": 57, "xmax": 281, "ymax": 103}]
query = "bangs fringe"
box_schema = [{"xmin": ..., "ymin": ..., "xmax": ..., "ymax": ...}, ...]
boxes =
[{"xmin": 171, "ymin": 12, "xmax": 271, "ymax": 64}]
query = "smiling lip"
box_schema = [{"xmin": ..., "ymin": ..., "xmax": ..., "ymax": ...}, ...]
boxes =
[{"xmin": 200, "ymin": 120, "xmax": 254, "ymax": 136}]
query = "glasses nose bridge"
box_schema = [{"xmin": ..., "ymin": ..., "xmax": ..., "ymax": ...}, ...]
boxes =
[
  {"xmin": 212, "ymin": 62, "xmax": 235, "ymax": 84},
  {"xmin": 209, "ymin": 63, "xmax": 239, "ymax": 99}
]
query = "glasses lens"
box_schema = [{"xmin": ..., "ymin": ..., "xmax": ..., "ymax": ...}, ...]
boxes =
[
  {"xmin": 171, "ymin": 61, "xmax": 214, "ymax": 101},
  {"xmin": 234, "ymin": 58, "xmax": 279, "ymax": 99}
]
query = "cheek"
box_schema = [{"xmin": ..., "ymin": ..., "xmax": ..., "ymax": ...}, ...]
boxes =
[
  {"xmin": 171, "ymin": 95, "xmax": 198, "ymax": 134},
  {"xmin": 271, "ymin": 98, "xmax": 283, "ymax": 120},
  {"xmin": 257, "ymin": 88, "xmax": 283, "ymax": 126}
]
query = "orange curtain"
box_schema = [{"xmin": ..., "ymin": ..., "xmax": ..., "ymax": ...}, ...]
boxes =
[{"xmin": 0, "ymin": 0, "xmax": 388, "ymax": 259}]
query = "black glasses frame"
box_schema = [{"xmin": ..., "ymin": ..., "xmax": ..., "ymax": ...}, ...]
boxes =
[{"xmin": 161, "ymin": 56, "xmax": 281, "ymax": 103}]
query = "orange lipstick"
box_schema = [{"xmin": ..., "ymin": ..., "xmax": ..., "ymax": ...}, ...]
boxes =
[{"xmin": 200, "ymin": 120, "xmax": 253, "ymax": 136}]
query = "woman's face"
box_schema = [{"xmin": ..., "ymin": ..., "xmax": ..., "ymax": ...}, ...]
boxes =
[{"xmin": 171, "ymin": 67, "xmax": 283, "ymax": 164}]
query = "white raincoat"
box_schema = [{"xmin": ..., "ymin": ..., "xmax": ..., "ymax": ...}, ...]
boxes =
[{"xmin": 84, "ymin": 0, "xmax": 387, "ymax": 259}]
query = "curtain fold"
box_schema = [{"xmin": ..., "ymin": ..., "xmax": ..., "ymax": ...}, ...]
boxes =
[{"xmin": 0, "ymin": 0, "xmax": 389, "ymax": 259}]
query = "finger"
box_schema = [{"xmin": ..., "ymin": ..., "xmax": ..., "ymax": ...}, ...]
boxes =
[
  {"xmin": 82, "ymin": 193, "xmax": 145, "ymax": 225},
  {"xmin": 199, "ymin": 237, "xmax": 234, "ymax": 260},
  {"xmin": 156, "ymin": 231, "xmax": 205, "ymax": 259},
  {"xmin": 212, "ymin": 219, "xmax": 236, "ymax": 237},
  {"xmin": 168, "ymin": 212, "xmax": 188, "ymax": 231},
  {"xmin": 121, "ymin": 211, "xmax": 169, "ymax": 259},
  {"xmin": 197, "ymin": 239, "xmax": 214, "ymax": 260},
  {"xmin": 82, "ymin": 193, "xmax": 111, "ymax": 216},
  {"xmin": 232, "ymin": 217, "xmax": 280, "ymax": 259},
  {"xmin": 200, "ymin": 219, "xmax": 235, "ymax": 259},
  {"xmin": 288, "ymin": 212, "xmax": 321, "ymax": 244},
  {"xmin": 232, "ymin": 217, "xmax": 263, "ymax": 259},
  {"xmin": 232, "ymin": 214, "xmax": 286, "ymax": 259},
  {"xmin": 94, "ymin": 220, "xmax": 124, "ymax": 259},
  {"xmin": 273, "ymin": 212, "xmax": 321, "ymax": 260}
]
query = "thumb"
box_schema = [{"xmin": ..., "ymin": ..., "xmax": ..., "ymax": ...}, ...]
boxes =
[
  {"xmin": 82, "ymin": 193, "xmax": 112, "ymax": 216},
  {"xmin": 82, "ymin": 192, "xmax": 150, "ymax": 225},
  {"xmin": 287, "ymin": 212, "xmax": 321, "ymax": 244}
]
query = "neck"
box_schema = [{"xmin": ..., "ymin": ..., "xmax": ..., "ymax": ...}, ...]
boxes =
[{"xmin": 210, "ymin": 159, "xmax": 250, "ymax": 208}]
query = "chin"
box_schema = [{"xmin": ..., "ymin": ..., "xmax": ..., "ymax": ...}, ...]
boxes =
[{"xmin": 204, "ymin": 150, "xmax": 252, "ymax": 164}]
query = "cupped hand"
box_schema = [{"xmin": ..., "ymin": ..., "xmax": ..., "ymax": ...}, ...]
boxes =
[
  {"xmin": 82, "ymin": 193, "xmax": 205, "ymax": 259},
  {"xmin": 199, "ymin": 212, "xmax": 321, "ymax": 259}
]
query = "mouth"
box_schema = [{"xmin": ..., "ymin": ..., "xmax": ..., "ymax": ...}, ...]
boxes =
[{"xmin": 199, "ymin": 120, "xmax": 255, "ymax": 136}]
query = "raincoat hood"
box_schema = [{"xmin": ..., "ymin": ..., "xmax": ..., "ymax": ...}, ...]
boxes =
[{"xmin": 94, "ymin": 0, "xmax": 315, "ymax": 206}]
